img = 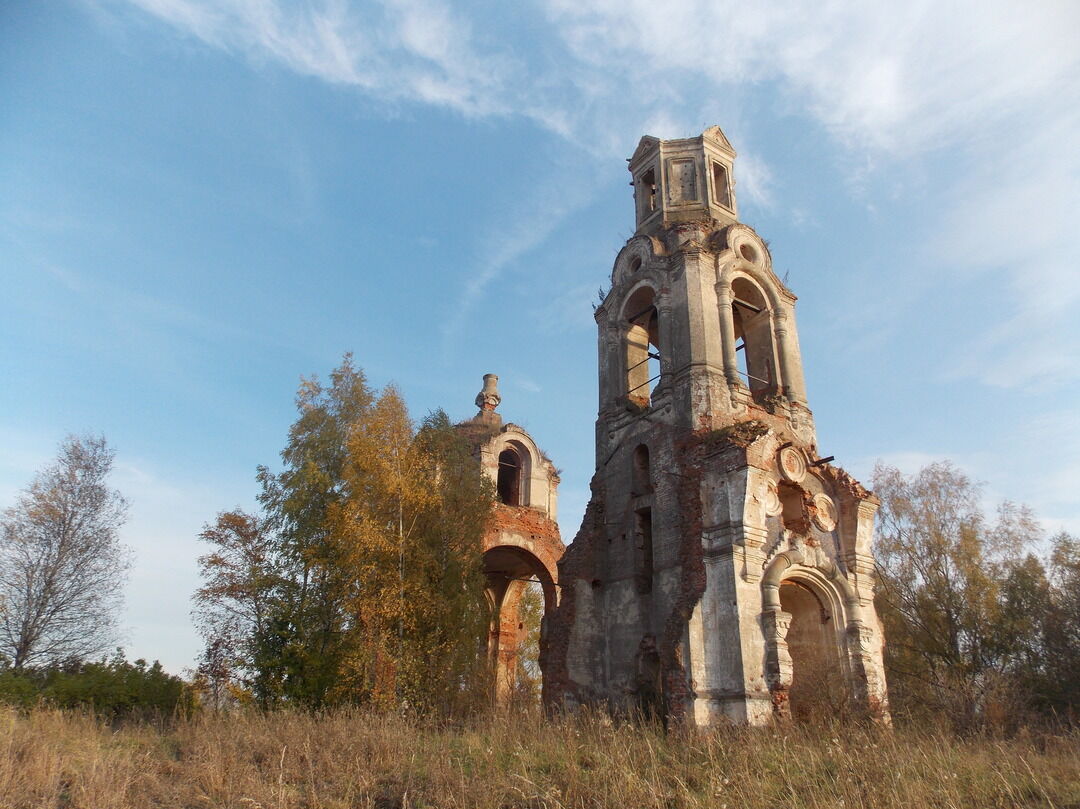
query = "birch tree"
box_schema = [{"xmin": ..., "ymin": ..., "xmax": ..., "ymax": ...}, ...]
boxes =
[{"xmin": 0, "ymin": 435, "xmax": 130, "ymax": 670}]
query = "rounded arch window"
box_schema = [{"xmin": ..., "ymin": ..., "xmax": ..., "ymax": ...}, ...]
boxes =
[
  {"xmin": 498, "ymin": 446, "xmax": 525, "ymax": 506},
  {"xmin": 632, "ymin": 444, "xmax": 652, "ymax": 495},
  {"xmin": 730, "ymin": 276, "xmax": 776, "ymax": 397},
  {"xmin": 623, "ymin": 286, "xmax": 662, "ymax": 404}
]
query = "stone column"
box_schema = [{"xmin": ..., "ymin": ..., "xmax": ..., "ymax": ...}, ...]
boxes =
[
  {"xmin": 715, "ymin": 280, "xmax": 741, "ymax": 388},
  {"xmin": 774, "ymin": 305, "xmax": 807, "ymax": 404}
]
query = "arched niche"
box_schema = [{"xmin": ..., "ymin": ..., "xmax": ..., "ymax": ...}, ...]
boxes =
[
  {"xmin": 486, "ymin": 429, "xmax": 557, "ymax": 517},
  {"xmin": 631, "ymin": 444, "xmax": 652, "ymax": 495},
  {"xmin": 497, "ymin": 444, "xmax": 526, "ymax": 506}
]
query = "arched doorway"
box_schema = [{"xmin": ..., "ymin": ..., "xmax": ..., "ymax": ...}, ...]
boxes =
[
  {"xmin": 482, "ymin": 545, "xmax": 557, "ymax": 706},
  {"xmin": 778, "ymin": 578, "xmax": 846, "ymax": 720}
]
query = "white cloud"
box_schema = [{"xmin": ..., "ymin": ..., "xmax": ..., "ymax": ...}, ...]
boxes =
[
  {"xmin": 122, "ymin": 0, "xmax": 513, "ymax": 115},
  {"xmin": 111, "ymin": 1, "xmax": 1080, "ymax": 374}
]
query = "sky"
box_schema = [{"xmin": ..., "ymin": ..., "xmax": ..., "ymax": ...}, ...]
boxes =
[{"xmin": 2, "ymin": 0, "xmax": 1078, "ymax": 675}]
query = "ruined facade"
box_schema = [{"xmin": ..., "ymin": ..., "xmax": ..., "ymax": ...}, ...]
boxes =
[
  {"xmin": 546, "ymin": 127, "xmax": 889, "ymax": 724},
  {"xmin": 458, "ymin": 374, "xmax": 564, "ymax": 704}
]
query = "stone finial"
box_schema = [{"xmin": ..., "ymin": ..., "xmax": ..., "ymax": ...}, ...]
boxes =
[{"xmin": 474, "ymin": 373, "xmax": 502, "ymax": 424}]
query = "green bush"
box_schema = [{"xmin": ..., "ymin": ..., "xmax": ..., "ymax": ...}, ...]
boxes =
[{"xmin": 0, "ymin": 651, "xmax": 193, "ymax": 719}]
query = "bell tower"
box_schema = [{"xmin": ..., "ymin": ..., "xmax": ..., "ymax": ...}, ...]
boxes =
[{"xmin": 548, "ymin": 128, "xmax": 889, "ymax": 725}]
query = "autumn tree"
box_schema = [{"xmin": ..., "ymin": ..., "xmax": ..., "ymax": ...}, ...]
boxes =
[
  {"xmin": 871, "ymin": 461, "xmax": 1074, "ymax": 729},
  {"xmin": 1026, "ymin": 532, "xmax": 1080, "ymax": 718},
  {"xmin": 253, "ymin": 355, "xmax": 375, "ymax": 707},
  {"xmin": 329, "ymin": 394, "xmax": 492, "ymax": 712},
  {"xmin": 0, "ymin": 435, "xmax": 130, "ymax": 670},
  {"xmin": 192, "ymin": 509, "xmax": 281, "ymax": 707},
  {"xmin": 194, "ymin": 356, "xmax": 495, "ymax": 712}
]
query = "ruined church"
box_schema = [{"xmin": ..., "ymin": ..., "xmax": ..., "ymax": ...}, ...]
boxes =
[{"xmin": 467, "ymin": 127, "xmax": 888, "ymax": 725}]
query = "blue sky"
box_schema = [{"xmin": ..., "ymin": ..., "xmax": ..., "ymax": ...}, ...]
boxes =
[{"xmin": 3, "ymin": 0, "xmax": 1078, "ymax": 674}]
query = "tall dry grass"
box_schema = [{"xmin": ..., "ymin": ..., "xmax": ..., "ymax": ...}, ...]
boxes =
[{"xmin": 1, "ymin": 705, "xmax": 1078, "ymax": 808}]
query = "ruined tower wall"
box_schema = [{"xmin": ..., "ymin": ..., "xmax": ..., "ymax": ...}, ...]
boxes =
[{"xmin": 548, "ymin": 128, "xmax": 889, "ymax": 725}]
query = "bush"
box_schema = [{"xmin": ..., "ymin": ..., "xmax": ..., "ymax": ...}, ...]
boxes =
[{"xmin": 0, "ymin": 651, "xmax": 192, "ymax": 719}]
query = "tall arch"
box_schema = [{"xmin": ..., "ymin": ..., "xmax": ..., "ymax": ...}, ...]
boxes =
[
  {"xmin": 483, "ymin": 544, "xmax": 558, "ymax": 705},
  {"xmin": 778, "ymin": 579, "xmax": 847, "ymax": 719},
  {"xmin": 622, "ymin": 285, "xmax": 662, "ymax": 405},
  {"xmin": 730, "ymin": 275, "xmax": 777, "ymax": 398},
  {"xmin": 761, "ymin": 552, "xmax": 858, "ymax": 720}
]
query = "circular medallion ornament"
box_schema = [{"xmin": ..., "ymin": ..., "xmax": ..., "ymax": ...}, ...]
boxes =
[
  {"xmin": 812, "ymin": 493, "xmax": 838, "ymax": 532},
  {"xmin": 777, "ymin": 446, "xmax": 807, "ymax": 483},
  {"xmin": 764, "ymin": 479, "xmax": 783, "ymax": 517}
]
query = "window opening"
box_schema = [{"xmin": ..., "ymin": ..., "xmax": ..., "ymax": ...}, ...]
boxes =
[
  {"xmin": 624, "ymin": 287, "xmax": 662, "ymax": 405},
  {"xmin": 712, "ymin": 162, "xmax": 732, "ymax": 209},
  {"xmin": 497, "ymin": 447, "xmax": 523, "ymax": 506},
  {"xmin": 632, "ymin": 445, "xmax": 652, "ymax": 495},
  {"xmin": 636, "ymin": 168, "xmax": 657, "ymax": 223},
  {"xmin": 730, "ymin": 278, "xmax": 774, "ymax": 397}
]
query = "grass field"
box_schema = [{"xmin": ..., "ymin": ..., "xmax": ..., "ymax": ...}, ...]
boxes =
[{"xmin": 2, "ymin": 705, "xmax": 1078, "ymax": 808}]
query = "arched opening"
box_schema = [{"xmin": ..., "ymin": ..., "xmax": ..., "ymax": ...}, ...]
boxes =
[
  {"xmin": 624, "ymin": 286, "xmax": 661, "ymax": 406},
  {"xmin": 731, "ymin": 277, "xmax": 777, "ymax": 400},
  {"xmin": 497, "ymin": 446, "xmax": 524, "ymax": 506},
  {"xmin": 779, "ymin": 579, "xmax": 845, "ymax": 721},
  {"xmin": 483, "ymin": 545, "xmax": 556, "ymax": 707},
  {"xmin": 632, "ymin": 444, "xmax": 652, "ymax": 495}
]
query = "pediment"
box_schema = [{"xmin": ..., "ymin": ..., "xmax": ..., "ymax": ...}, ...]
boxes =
[
  {"xmin": 629, "ymin": 135, "xmax": 660, "ymax": 166},
  {"xmin": 702, "ymin": 126, "xmax": 736, "ymax": 156}
]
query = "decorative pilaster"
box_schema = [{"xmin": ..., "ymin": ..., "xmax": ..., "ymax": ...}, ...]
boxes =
[{"xmin": 763, "ymin": 608, "xmax": 793, "ymax": 718}]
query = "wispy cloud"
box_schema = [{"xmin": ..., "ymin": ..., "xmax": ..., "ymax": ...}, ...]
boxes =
[
  {"xmin": 122, "ymin": 0, "xmax": 513, "ymax": 115},
  {"xmin": 111, "ymin": 0, "xmax": 1080, "ymax": 385},
  {"xmin": 438, "ymin": 163, "xmax": 600, "ymax": 356}
]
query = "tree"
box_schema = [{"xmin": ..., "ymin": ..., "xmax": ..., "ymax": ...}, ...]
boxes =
[
  {"xmin": 253, "ymin": 355, "xmax": 377, "ymax": 707},
  {"xmin": 1035, "ymin": 532, "xmax": 1080, "ymax": 718},
  {"xmin": 872, "ymin": 461, "xmax": 1053, "ymax": 729},
  {"xmin": 0, "ymin": 435, "xmax": 130, "ymax": 670},
  {"xmin": 193, "ymin": 356, "xmax": 496, "ymax": 713},
  {"xmin": 192, "ymin": 509, "xmax": 281, "ymax": 706},
  {"xmin": 329, "ymin": 397, "xmax": 492, "ymax": 711}
]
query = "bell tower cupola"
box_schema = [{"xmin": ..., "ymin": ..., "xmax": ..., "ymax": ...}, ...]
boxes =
[{"xmin": 629, "ymin": 125, "xmax": 738, "ymax": 236}]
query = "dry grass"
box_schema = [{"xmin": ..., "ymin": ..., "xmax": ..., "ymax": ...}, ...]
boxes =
[{"xmin": 2, "ymin": 705, "xmax": 1078, "ymax": 808}]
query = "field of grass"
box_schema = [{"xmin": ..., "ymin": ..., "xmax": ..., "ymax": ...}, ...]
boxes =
[{"xmin": 2, "ymin": 705, "xmax": 1078, "ymax": 808}]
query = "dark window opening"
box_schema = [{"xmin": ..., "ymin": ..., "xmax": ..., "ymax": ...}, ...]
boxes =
[
  {"xmin": 712, "ymin": 162, "xmax": 732, "ymax": 209},
  {"xmin": 498, "ymin": 448, "xmax": 523, "ymax": 506},
  {"xmin": 632, "ymin": 444, "xmax": 652, "ymax": 495}
]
